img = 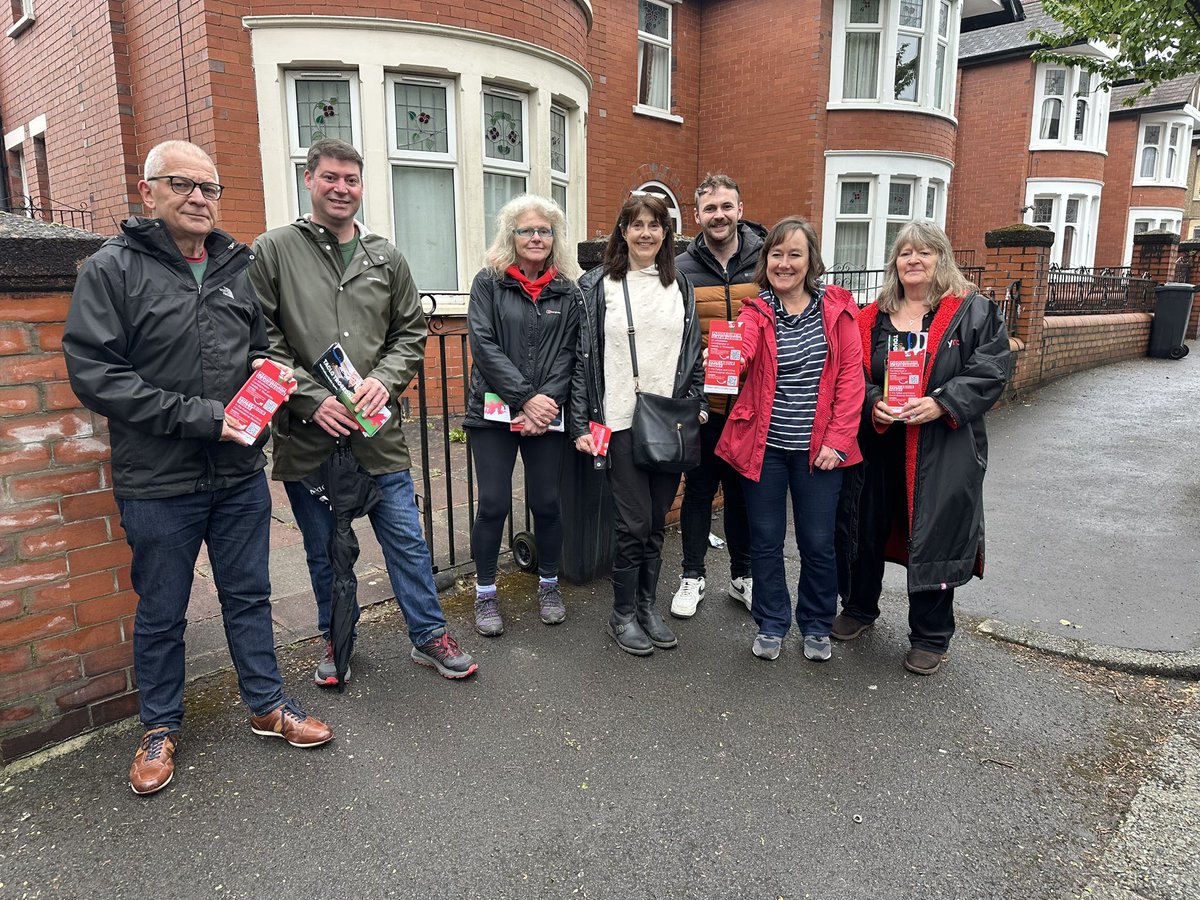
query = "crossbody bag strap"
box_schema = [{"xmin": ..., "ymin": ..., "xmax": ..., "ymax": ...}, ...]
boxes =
[{"xmin": 621, "ymin": 277, "xmax": 640, "ymax": 392}]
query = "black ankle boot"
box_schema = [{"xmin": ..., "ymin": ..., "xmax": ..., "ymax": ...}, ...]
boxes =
[
  {"xmin": 608, "ymin": 566, "xmax": 653, "ymax": 656},
  {"xmin": 636, "ymin": 557, "xmax": 677, "ymax": 649}
]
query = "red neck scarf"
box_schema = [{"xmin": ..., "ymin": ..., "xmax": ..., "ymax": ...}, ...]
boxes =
[{"xmin": 507, "ymin": 264, "xmax": 557, "ymax": 303}]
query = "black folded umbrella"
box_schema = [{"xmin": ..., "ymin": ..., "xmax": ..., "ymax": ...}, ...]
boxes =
[{"xmin": 300, "ymin": 438, "xmax": 381, "ymax": 692}]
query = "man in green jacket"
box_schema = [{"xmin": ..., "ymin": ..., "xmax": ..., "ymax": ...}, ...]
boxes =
[{"xmin": 250, "ymin": 138, "xmax": 476, "ymax": 686}]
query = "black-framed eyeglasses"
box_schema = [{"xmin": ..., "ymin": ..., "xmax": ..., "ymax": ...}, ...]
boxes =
[
  {"xmin": 513, "ymin": 227, "xmax": 554, "ymax": 239},
  {"xmin": 147, "ymin": 175, "xmax": 224, "ymax": 201}
]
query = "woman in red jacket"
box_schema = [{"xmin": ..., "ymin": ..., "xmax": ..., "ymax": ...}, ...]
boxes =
[{"xmin": 715, "ymin": 217, "xmax": 864, "ymax": 662}]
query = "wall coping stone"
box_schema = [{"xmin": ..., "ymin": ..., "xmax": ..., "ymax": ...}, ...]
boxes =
[
  {"xmin": 1132, "ymin": 231, "xmax": 1180, "ymax": 247},
  {"xmin": 984, "ymin": 224, "xmax": 1055, "ymax": 248},
  {"xmin": 0, "ymin": 213, "xmax": 106, "ymax": 292}
]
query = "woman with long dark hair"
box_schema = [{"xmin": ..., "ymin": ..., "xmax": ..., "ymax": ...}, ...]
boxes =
[{"xmin": 570, "ymin": 194, "xmax": 705, "ymax": 655}]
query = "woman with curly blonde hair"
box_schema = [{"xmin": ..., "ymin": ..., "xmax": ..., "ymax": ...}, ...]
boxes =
[{"xmin": 464, "ymin": 194, "xmax": 581, "ymax": 636}]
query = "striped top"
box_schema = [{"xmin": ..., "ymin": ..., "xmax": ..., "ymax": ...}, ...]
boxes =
[{"xmin": 765, "ymin": 286, "xmax": 828, "ymax": 451}]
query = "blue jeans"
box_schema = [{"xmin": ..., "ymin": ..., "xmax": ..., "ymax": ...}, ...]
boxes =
[
  {"xmin": 741, "ymin": 448, "xmax": 843, "ymax": 638},
  {"xmin": 117, "ymin": 472, "xmax": 285, "ymax": 729},
  {"xmin": 285, "ymin": 469, "xmax": 446, "ymax": 646}
]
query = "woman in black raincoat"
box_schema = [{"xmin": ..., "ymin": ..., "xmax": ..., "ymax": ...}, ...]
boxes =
[{"xmin": 834, "ymin": 222, "xmax": 1010, "ymax": 675}]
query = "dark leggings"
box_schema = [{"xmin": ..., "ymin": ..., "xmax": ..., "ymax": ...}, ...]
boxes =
[{"xmin": 468, "ymin": 427, "xmax": 565, "ymax": 584}]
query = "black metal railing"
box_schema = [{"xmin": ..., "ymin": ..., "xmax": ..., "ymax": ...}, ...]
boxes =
[
  {"xmin": 1045, "ymin": 265, "xmax": 1156, "ymax": 315},
  {"xmin": 406, "ymin": 294, "xmax": 531, "ymax": 579},
  {"xmin": 3, "ymin": 195, "xmax": 94, "ymax": 231}
]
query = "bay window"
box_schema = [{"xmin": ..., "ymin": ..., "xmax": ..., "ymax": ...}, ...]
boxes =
[
  {"xmin": 831, "ymin": 0, "xmax": 957, "ymax": 115},
  {"xmin": 1135, "ymin": 117, "xmax": 1192, "ymax": 186},
  {"xmin": 1023, "ymin": 180, "xmax": 1102, "ymax": 267},
  {"xmin": 1031, "ymin": 64, "xmax": 1109, "ymax": 151}
]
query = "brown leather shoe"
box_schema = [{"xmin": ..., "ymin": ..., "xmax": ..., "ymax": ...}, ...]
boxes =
[
  {"xmin": 831, "ymin": 613, "xmax": 872, "ymax": 641},
  {"xmin": 904, "ymin": 647, "xmax": 946, "ymax": 675},
  {"xmin": 249, "ymin": 700, "xmax": 333, "ymax": 748},
  {"xmin": 129, "ymin": 726, "xmax": 180, "ymax": 795}
]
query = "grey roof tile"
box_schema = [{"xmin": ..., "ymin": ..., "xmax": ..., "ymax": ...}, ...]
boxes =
[{"xmin": 960, "ymin": 0, "xmax": 1067, "ymax": 62}]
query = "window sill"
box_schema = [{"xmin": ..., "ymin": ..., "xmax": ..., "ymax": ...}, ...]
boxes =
[
  {"xmin": 1028, "ymin": 141, "xmax": 1108, "ymax": 156},
  {"xmin": 6, "ymin": 13, "xmax": 34, "ymax": 38},
  {"xmin": 632, "ymin": 104, "xmax": 683, "ymax": 124},
  {"xmin": 1132, "ymin": 178, "xmax": 1188, "ymax": 190},
  {"xmin": 825, "ymin": 100, "xmax": 957, "ymax": 127}
]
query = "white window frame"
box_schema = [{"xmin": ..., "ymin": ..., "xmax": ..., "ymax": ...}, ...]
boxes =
[
  {"xmin": 633, "ymin": 180, "xmax": 682, "ymax": 234},
  {"xmin": 481, "ymin": 86, "xmax": 530, "ymax": 251},
  {"xmin": 822, "ymin": 151, "xmax": 952, "ymax": 273},
  {"xmin": 829, "ymin": 0, "xmax": 960, "ymax": 118},
  {"xmin": 634, "ymin": 0, "xmax": 682, "ymax": 122},
  {"xmin": 1123, "ymin": 208, "xmax": 1183, "ymax": 266},
  {"xmin": 1029, "ymin": 64, "xmax": 1109, "ymax": 152},
  {"xmin": 550, "ymin": 104, "xmax": 569, "ymax": 216},
  {"xmin": 386, "ymin": 73, "xmax": 461, "ymax": 293},
  {"xmin": 285, "ymin": 71, "xmax": 364, "ymax": 218},
  {"xmin": 1134, "ymin": 115, "xmax": 1193, "ymax": 187},
  {"xmin": 7, "ymin": 0, "xmax": 34, "ymax": 38},
  {"xmin": 1022, "ymin": 179, "xmax": 1102, "ymax": 267}
]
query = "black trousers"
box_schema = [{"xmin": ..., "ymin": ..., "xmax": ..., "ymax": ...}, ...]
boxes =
[
  {"xmin": 678, "ymin": 412, "xmax": 750, "ymax": 580},
  {"xmin": 468, "ymin": 427, "xmax": 565, "ymax": 583},
  {"xmin": 606, "ymin": 429, "xmax": 682, "ymax": 573},
  {"xmin": 842, "ymin": 429, "xmax": 955, "ymax": 653}
]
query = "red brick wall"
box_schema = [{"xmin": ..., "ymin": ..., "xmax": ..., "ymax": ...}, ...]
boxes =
[
  {"xmin": 1038, "ymin": 314, "xmax": 1152, "ymax": 384},
  {"xmin": 0, "ymin": 2, "xmax": 139, "ymax": 233},
  {"xmin": 950, "ymin": 58, "xmax": 1036, "ymax": 263},
  {"xmin": 693, "ymin": 0, "xmax": 832, "ymax": 228},
  {"xmin": 1095, "ymin": 118, "xmax": 1137, "ymax": 267},
  {"xmin": 0, "ymin": 290, "xmax": 137, "ymax": 765},
  {"xmin": 584, "ymin": 0, "xmax": 702, "ymax": 237}
]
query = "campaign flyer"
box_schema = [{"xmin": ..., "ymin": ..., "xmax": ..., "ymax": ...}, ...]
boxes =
[
  {"xmin": 588, "ymin": 421, "xmax": 612, "ymax": 457},
  {"xmin": 312, "ymin": 342, "xmax": 392, "ymax": 437},
  {"xmin": 704, "ymin": 320, "xmax": 744, "ymax": 395},
  {"xmin": 483, "ymin": 392, "xmax": 564, "ymax": 432},
  {"xmin": 223, "ymin": 359, "xmax": 292, "ymax": 446},
  {"xmin": 885, "ymin": 350, "xmax": 924, "ymax": 414}
]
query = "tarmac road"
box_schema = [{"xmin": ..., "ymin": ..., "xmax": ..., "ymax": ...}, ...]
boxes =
[{"xmin": 2, "ymin": 349, "xmax": 1198, "ymax": 899}]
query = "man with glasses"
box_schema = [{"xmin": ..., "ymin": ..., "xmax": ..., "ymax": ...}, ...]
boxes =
[
  {"xmin": 670, "ymin": 174, "xmax": 766, "ymax": 619},
  {"xmin": 64, "ymin": 140, "xmax": 334, "ymax": 797},
  {"xmin": 250, "ymin": 137, "xmax": 477, "ymax": 689}
]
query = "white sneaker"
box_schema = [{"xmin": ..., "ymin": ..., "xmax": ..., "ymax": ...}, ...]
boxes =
[
  {"xmin": 670, "ymin": 576, "xmax": 706, "ymax": 618},
  {"xmin": 728, "ymin": 576, "xmax": 753, "ymax": 612}
]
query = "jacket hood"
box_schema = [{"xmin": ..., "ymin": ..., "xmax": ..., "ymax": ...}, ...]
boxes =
[{"xmin": 117, "ymin": 216, "xmax": 244, "ymax": 264}]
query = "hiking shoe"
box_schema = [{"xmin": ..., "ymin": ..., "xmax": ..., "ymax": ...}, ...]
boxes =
[
  {"xmin": 727, "ymin": 576, "xmax": 753, "ymax": 612},
  {"xmin": 752, "ymin": 633, "xmax": 782, "ymax": 661},
  {"xmin": 474, "ymin": 595, "xmax": 504, "ymax": 636},
  {"xmin": 412, "ymin": 627, "xmax": 479, "ymax": 679},
  {"xmin": 539, "ymin": 583, "xmax": 566, "ymax": 625},
  {"xmin": 130, "ymin": 726, "xmax": 179, "ymax": 796},
  {"xmin": 669, "ymin": 576, "xmax": 706, "ymax": 618},
  {"xmin": 249, "ymin": 699, "xmax": 333, "ymax": 748},
  {"xmin": 314, "ymin": 639, "xmax": 350, "ymax": 687},
  {"xmin": 831, "ymin": 613, "xmax": 872, "ymax": 641},
  {"xmin": 803, "ymin": 634, "xmax": 832, "ymax": 662},
  {"xmin": 904, "ymin": 647, "xmax": 946, "ymax": 676}
]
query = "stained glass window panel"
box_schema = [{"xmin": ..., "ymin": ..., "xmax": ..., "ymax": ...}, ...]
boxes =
[
  {"xmin": 639, "ymin": 0, "xmax": 669, "ymax": 39},
  {"xmin": 848, "ymin": 0, "xmax": 881, "ymax": 25},
  {"xmin": 550, "ymin": 108, "xmax": 567, "ymax": 174},
  {"xmin": 840, "ymin": 181, "xmax": 870, "ymax": 215},
  {"xmin": 484, "ymin": 93, "xmax": 524, "ymax": 163},
  {"xmin": 295, "ymin": 79, "xmax": 354, "ymax": 148},
  {"xmin": 899, "ymin": 0, "xmax": 924, "ymax": 29},
  {"xmin": 394, "ymin": 83, "xmax": 449, "ymax": 155},
  {"xmin": 888, "ymin": 182, "xmax": 912, "ymax": 217}
]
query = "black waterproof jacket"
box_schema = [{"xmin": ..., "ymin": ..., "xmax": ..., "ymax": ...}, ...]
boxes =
[
  {"xmin": 837, "ymin": 291, "xmax": 1011, "ymax": 593},
  {"xmin": 568, "ymin": 266, "xmax": 706, "ymax": 468},
  {"xmin": 63, "ymin": 217, "xmax": 268, "ymax": 499},
  {"xmin": 462, "ymin": 267, "xmax": 581, "ymax": 428}
]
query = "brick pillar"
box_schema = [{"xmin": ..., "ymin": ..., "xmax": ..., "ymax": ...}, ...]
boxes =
[
  {"xmin": 0, "ymin": 215, "xmax": 138, "ymax": 765},
  {"xmin": 1174, "ymin": 240, "xmax": 1200, "ymax": 340},
  {"xmin": 1131, "ymin": 231, "xmax": 1181, "ymax": 285},
  {"xmin": 984, "ymin": 224, "xmax": 1055, "ymax": 393}
]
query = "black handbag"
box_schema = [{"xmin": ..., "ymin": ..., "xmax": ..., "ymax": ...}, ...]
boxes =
[{"xmin": 621, "ymin": 278, "xmax": 701, "ymax": 474}]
